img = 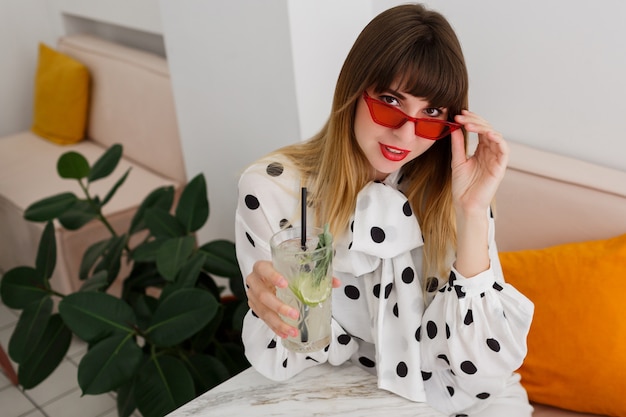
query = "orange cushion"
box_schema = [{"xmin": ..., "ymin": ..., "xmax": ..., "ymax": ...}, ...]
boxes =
[
  {"xmin": 31, "ymin": 43, "xmax": 90, "ymax": 145},
  {"xmin": 500, "ymin": 233, "xmax": 626, "ymax": 416}
]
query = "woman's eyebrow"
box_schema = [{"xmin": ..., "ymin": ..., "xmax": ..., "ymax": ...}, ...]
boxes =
[
  {"xmin": 382, "ymin": 88, "xmax": 406, "ymax": 100},
  {"xmin": 380, "ymin": 88, "xmax": 445, "ymax": 110}
]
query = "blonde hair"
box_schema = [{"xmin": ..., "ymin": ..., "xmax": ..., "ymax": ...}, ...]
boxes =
[{"xmin": 269, "ymin": 4, "xmax": 468, "ymax": 280}]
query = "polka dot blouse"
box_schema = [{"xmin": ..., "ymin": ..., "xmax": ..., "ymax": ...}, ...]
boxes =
[{"xmin": 235, "ymin": 155, "xmax": 534, "ymax": 416}]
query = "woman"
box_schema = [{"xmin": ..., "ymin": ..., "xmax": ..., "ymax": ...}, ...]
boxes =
[{"xmin": 235, "ymin": 4, "xmax": 534, "ymax": 416}]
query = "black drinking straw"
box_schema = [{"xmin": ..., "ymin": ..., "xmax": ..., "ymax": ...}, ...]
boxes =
[{"xmin": 301, "ymin": 187, "xmax": 307, "ymax": 250}]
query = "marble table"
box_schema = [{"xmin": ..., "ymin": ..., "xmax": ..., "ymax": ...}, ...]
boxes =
[{"xmin": 166, "ymin": 362, "xmax": 447, "ymax": 417}]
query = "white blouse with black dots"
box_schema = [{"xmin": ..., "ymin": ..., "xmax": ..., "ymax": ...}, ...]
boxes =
[{"xmin": 235, "ymin": 155, "xmax": 534, "ymax": 416}]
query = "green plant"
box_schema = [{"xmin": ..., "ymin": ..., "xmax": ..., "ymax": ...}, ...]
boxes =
[{"xmin": 0, "ymin": 144, "xmax": 249, "ymax": 417}]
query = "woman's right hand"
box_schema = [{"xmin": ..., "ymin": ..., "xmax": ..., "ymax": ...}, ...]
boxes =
[
  {"xmin": 245, "ymin": 260, "xmax": 342, "ymax": 340},
  {"xmin": 246, "ymin": 260, "xmax": 300, "ymax": 339}
]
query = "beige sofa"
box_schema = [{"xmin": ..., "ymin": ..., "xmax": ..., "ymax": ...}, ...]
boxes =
[
  {"xmin": 495, "ymin": 141, "xmax": 626, "ymax": 417},
  {"xmin": 0, "ymin": 34, "xmax": 186, "ymax": 295}
]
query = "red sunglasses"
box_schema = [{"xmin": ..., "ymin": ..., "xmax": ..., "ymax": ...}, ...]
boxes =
[{"xmin": 362, "ymin": 92, "xmax": 462, "ymax": 140}]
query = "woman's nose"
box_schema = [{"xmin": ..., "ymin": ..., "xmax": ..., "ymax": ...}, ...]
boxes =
[{"xmin": 393, "ymin": 119, "xmax": 417, "ymax": 141}]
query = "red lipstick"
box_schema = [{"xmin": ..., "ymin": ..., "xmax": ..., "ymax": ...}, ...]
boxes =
[{"xmin": 379, "ymin": 143, "xmax": 409, "ymax": 162}]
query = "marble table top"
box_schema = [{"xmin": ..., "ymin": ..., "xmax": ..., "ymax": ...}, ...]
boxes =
[{"xmin": 167, "ymin": 362, "xmax": 447, "ymax": 417}]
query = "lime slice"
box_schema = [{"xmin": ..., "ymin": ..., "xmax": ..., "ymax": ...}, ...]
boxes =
[{"xmin": 290, "ymin": 274, "xmax": 331, "ymax": 307}]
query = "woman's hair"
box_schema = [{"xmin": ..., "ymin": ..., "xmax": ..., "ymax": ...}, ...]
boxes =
[{"xmin": 271, "ymin": 4, "xmax": 469, "ymax": 280}]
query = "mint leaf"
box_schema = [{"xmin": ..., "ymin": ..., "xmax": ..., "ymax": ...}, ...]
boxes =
[{"xmin": 313, "ymin": 224, "xmax": 332, "ymax": 287}]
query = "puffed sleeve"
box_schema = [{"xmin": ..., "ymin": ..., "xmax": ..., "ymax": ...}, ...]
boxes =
[
  {"xmin": 235, "ymin": 157, "xmax": 358, "ymax": 381},
  {"xmin": 418, "ymin": 211, "xmax": 534, "ymax": 415}
]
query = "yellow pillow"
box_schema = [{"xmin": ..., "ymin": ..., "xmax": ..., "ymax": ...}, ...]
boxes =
[
  {"xmin": 31, "ymin": 43, "xmax": 90, "ymax": 145},
  {"xmin": 500, "ymin": 233, "xmax": 626, "ymax": 416}
]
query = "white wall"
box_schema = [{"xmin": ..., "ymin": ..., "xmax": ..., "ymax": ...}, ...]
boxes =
[
  {"xmin": 0, "ymin": 0, "xmax": 59, "ymax": 137},
  {"xmin": 409, "ymin": 0, "xmax": 626, "ymax": 171},
  {"xmin": 159, "ymin": 0, "xmax": 302, "ymax": 244},
  {"xmin": 159, "ymin": 0, "xmax": 374, "ymax": 244},
  {"xmin": 49, "ymin": 0, "xmax": 163, "ymax": 35},
  {"xmin": 287, "ymin": 1, "xmax": 373, "ymax": 140}
]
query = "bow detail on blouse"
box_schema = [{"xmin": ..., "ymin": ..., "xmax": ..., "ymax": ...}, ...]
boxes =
[
  {"xmin": 334, "ymin": 180, "xmax": 424, "ymax": 276},
  {"xmin": 334, "ymin": 180, "xmax": 429, "ymax": 402}
]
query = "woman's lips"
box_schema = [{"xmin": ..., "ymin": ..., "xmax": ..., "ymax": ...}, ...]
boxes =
[{"xmin": 379, "ymin": 143, "xmax": 409, "ymax": 162}]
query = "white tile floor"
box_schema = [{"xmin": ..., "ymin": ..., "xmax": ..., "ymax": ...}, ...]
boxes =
[{"xmin": 0, "ymin": 300, "xmax": 134, "ymax": 417}]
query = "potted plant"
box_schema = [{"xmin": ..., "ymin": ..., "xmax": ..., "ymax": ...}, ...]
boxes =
[{"xmin": 0, "ymin": 144, "xmax": 249, "ymax": 417}]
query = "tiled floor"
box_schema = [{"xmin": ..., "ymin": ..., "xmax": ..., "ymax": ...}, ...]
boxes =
[{"xmin": 0, "ymin": 300, "xmax": 131, "ymax": 417}]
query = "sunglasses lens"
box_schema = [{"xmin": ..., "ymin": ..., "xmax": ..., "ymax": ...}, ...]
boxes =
[
  {"xmin": 365, "ymin": 93, "xmax": 459, "ymax": 140},
  {"xmin": 370, "ymin": 100, "xmax": 406, "ymax": 128},
  {"xmin": 416, "ymin": 120, "xmax": 451, "ymax": 140}
]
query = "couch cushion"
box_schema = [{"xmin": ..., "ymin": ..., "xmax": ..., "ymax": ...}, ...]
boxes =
[
  {"xmin": 56, "ymin": 35, "xmax": 186, "ymax": 184},
  {"xmin": 532, "ymin": 402, "xmax": 603, "ymax": 417},
  {"xmin": 500, "ymin": 233, "xmax": 626, "ymax": 417},
  {"xmin": 495, "ymin": 142, "xmax": 626, "ymax": 252},
  {"xmin": 31, "ymin": 43, "xmax": 90, "ymax": 145}
]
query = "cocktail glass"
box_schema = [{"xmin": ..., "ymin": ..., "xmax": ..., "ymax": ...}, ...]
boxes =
[{"xmin": 270, "ymin": 226, "xmax": 333, "ymax": 353}]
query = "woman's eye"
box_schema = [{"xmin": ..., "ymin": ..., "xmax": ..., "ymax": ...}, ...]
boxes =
[
  {"xmin": 380, "ymin": 95, "xmax": 400, "ymax": 106},
  {"xmin": 424, "ymin": 108, "xmax": 443, "ymax": 118}
]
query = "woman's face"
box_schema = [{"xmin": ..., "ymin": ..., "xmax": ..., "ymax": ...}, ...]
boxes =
[{"xmin": 354, "ymin": 87, "xmax": 450, "ymax": 181}]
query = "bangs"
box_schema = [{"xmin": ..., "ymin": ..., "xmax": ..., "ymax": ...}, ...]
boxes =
[{"xmin": 371, "ymin": 41, "xmax": 467, "ymax": 115}]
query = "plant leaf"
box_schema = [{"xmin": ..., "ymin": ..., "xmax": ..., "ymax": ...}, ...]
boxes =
[
  {"xmin": 147, "ymin": 288, "xmax": 218, "ymax": 347},
  {"xmin": 117, "ymin": 380, "xmax": 138, "ymax": 417},
  {"xmin": 57, "ymin": 151, "xmax": 90, "ymax": 179},
  {"xmin": 199, "ymin": 239, "xmax": 241, "ymax": 278},
  {"xmin": 17, "ymin": 314, "xmax": 72, "ymax": 389},
  {"xmin": 189, "ymin": 306, "xmax": 223, "ymax": 352},
  {"xmin": 155, "ymin": 236, "xmax": 196, "ymax": 281},
  {"xmin": 144, "ymin": 207, "xmax": 185, "ymax": 238},
  {"xmin": 58, "ymin": 200, "xmax": 99, "ymax": 230},
  {"xmin": 8, "ymin": 297, "xmax": 53, "ymax": 363},
  {"xmin": 121, "ymin": 263, "xmax": 163, "ymax": 298},
  {"xmin": 0, "ymin": 266, "xmax": 48, "ymax": 309},
  {"xmin": 88, "ymin": 143, "xmax": 123, "ymax": 182},
  {"xmin": 94, "ymin": 234, "xmax": 127, "ymax": 284},
  {"xmin": 228, "ymin": 270, "xmax": 246, "ymax": 301},
  {"xmin": 215, "ymin": 341, "xmax": 249, "ymax": 375},
  {"xmin": 135, "ymin": 355, "xmax": 195, "ymax": 417},
  {"xmin": 132, "ymin": 294, "xmax": 158, "ymax": 331},
  {"xmin": 231, "ymin": 299, "xmax": 248, "ymax": 332},
  {"xmin": 175, "ymin": 174, "xmax": 209, "ymax": 233},
  {"xmin": 196, "ymin": 271, "xmax": 222, "ymax": 301},
  {"xmin": 79, "ymin": 270, "xmax": 109, "ymax": 292},
  {"xmin": 129, "ymin": 186, "xmax": 175, "ymax": 235},
  {"xmin": 35, "ymin": 221, "xmax": 56, "ymax": 280},
  {"xmin": 159, "ymin": 252, "xmax": 206, "ymax": 301},
  {"xmin": 185, "ymin": 354, "xmax": 230, "ymax": 393},
  {"xmin": 101, "ymin": 167, "xmax": 131, "ymax": 206},
  {"xmin": 78, "ymin": 334, "xmax": 142, "ymax": 395},
  {"xmin": 24, "ymin": 192, "xmax": 78, "ymax": 222},
  {"xmin": 58, "ymin": 292, "xmax": 136, "ymax": 342},
  {"xmin": 79, "ymin": 239, "xmax": 111, "ymax": 280},
  {"xmin": 176, "ymin": 251, "xmax": 206, "ymax": 288},
  {"xmin": 130, "ymin": 238, "xmax": 165, "ymax": 263}
]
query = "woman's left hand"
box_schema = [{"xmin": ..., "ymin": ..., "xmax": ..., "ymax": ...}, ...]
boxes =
[{"xmin": 450, "ymin": 110, "xmax": 509, "ymax": 215}]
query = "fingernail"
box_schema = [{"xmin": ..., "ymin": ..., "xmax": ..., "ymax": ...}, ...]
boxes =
[
  {"xmin": 288, "ymin": 328, "xmax": 298, "ymax": 337},
  {"xmin": 277, "ymin": 278, "xmax": 288, "ymax": 287}
]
